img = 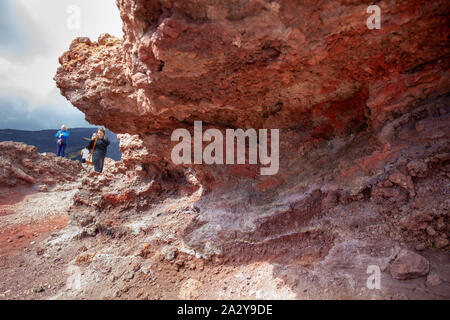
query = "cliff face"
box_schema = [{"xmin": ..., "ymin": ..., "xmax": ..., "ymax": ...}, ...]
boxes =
[
  {"xmin": 54, "ymin": 0, "xmax": 450, "ymax": 191},
  {"xmin": 4, "ymin": 0, "xmax": 447, "ymax": 299},
  {"xmin": 55, "ymin": 0, "xmax": 449, "ymax": 133}
]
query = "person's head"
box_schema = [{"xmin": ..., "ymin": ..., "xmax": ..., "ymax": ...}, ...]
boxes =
[
  {"xmin": 97, "ymin": 128, "xmax": 106, "ymax": 139},
  {"xmin": 61, "ymin": 125, "xmax": 67, "ymax": 131}
]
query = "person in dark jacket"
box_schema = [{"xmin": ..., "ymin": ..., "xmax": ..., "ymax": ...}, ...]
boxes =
[
  {"xmin": 86, "ymin": 128, "xmax": 110, "ymax": 173},
  {"xmin": 56, "ymin": 125, "xmax": 70, "ymax": 157}
]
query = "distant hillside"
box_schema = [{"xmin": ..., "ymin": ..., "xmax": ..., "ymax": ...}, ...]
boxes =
[{"xmin": 0, "ymin": 128, "xmax": 121, "ymax": 161}]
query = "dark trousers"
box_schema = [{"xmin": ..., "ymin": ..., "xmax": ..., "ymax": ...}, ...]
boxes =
[
  {"xmin": 93, "ymin": 152, "xmax": 106, "ymax": 173},
  {"xmin": 57, "ymin": 144, "xmax": 66, "ymax": 157}
]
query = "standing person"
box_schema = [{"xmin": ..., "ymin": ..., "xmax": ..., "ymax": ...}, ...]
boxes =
[
  {"xmin": 86, "ymin": 128, "xmax": 110, "ymax": 173},
  {"xmin": 56, "ymin": 125, "xmax": 70, "ymax": 157}
]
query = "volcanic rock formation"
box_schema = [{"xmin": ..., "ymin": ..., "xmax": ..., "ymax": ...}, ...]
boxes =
[
  {"xmin": 1, "ymin": 0, "xmax": 449, "ymax": 299},
  {"xmin": 54, "ymin": 0, "xmax": 449, "ymax": 246},
  {"xmin": 0, "ymin": 142, "xmax": 83, "ymax": 187}
]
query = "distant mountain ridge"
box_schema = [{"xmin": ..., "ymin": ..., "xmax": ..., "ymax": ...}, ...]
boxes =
[{"xmin": 0, "ymin": 128, "xmax": 121, "ymax": 161}]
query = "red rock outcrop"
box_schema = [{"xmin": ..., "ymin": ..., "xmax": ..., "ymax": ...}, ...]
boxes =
[
  {"xmin": 55, "ymin": 0, "xmax": 449, "ymax": 134},
  {"xmin": 0, "ymin": 142, "xmax": 83, "ymax": 187},
  {"xmin": 45, "ymin": 0, "xmax": 450, "ymax": 299},
  {"xmin": 54, "ymin": 0, "xmax": 449, "ymax": 247}
]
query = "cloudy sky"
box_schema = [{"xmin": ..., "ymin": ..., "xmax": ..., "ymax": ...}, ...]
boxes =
[{"xmin": 0, "ymin": 0, "xmax": 123, "ymax": 130}]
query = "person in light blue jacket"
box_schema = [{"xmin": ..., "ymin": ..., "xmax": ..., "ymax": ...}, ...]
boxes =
[{"xmin": 55, "ymin": 125, "xmax": 70, "ymax": 157}]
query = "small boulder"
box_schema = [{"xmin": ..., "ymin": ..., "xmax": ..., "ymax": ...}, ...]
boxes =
[
  {"xmin": 178, "ymin": 278, "xmax": 202, "ymax": 300},
  {"xmin": 389, "ymin": 173, "xmax": 414, "ymax": 190},
  {"xmin": 162, "ymin": 247, "xmax": 178, "ymax": 262},
  {"xmin": 32, "ymin": 286, "xmax": 45, "ymax": 293},
  {"xmin": 414, "ymin": 243, "xmax": 426, "ymax": 251},
  {"xmin": 407, "ymin": 160, "xmax": 428, "ymax": 178},
  {"xmin": 390, "ymin": 249, "xmax": 429, "ymax": 280},
  {"xmin": 434, "ymin": 237, "xmax": 449, "ymax": 249},
  {"xmin": 426, "ymin": 226, "xmax": 436, "ymax": 236},
  {"xmin": 425, "ymin": 274, "xmax": 442, "ymax": 287}
]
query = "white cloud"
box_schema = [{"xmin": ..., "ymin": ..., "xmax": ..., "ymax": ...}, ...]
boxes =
[
  {"xmin": 0, "ymin": 0, "xmax": 123, "ymax": 130},
  {"xmin": 16, "ymin": 0, "xmax": 123, "ymax": 50},
  {"xmin": 0, "ymin": 55, "xmax": 56, "ymax": 101}
]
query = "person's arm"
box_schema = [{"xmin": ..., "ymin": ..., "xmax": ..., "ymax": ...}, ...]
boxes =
[
  {"xmin": 105, "ymin": 138, "xmax": 110, "ymax": 146},
  {"xmin": 86, "ymin": 140, "xmax": 94, "ymax": 150}
]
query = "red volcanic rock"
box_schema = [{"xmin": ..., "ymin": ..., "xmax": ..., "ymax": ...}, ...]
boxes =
[
  {"xmin": 55, "ymin": 0, "xmax": 450, "ymax": 142},
  {"xmin": 388, "ymin": 172, "xmax": 414, "ymax": 195},
  {"xmin": 426, "ymin": 274, "xmax": 443, "ymax": 287},
  {"xmin": 390, "ymin": 249, "xmax": 430, "ymax": 280},
  {"xmin": 407, "ymin": 160, "xmax": 428, "ymax": 178},
  {"xmin": 0, "ymin": 141, "xmax": 83, "ymax": 187}
]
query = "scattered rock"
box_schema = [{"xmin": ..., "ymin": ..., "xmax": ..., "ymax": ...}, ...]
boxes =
[
  {"xmin": 390, "ymin": 249, "xmax": 430, "ymax": 280},
  {"xmin": 415, "ymin": 121, "xmax": 425, "ymax": 132},
  {"xmin": 426, "ymin": 226, "xmax": 436, "ymax": 236},
  {"xmin": 178, "ymin": 278, "xmax": 202, "ymax": 300},
  {"xmin": 81, "ymin": 225, "xmax": 98, "ymax": 237},
  {"xmin": 75, "ymin": 252, "xmax": 96, "ymax": 265},
  {"xmin": 407, "ymin": 160, "xmax": 428, "ymax": 178},
  {"xmin": 434, "ymin": 237, "xmax": 449, "ymax": 249},
  {"xmin": 425, "ymin": 274, "xmax": 442, "ymax": 287},
  {"xmin": 383, "ymin": 180, "xmax": 393, "ymax": 187},
  {"xmin": 137, "ymin": 243, "xmax": 151, "ymax": 258},
  {"xmin": 389, "ymin": 173, "xmax": 414, "ymax": 191},
  {"xmin": 162, "ymin": 247, "xmax": 178, "ymax": 262},
  {"xmin": 32, "ymin": 286, "xmax": 45, "ymax": 293}
]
